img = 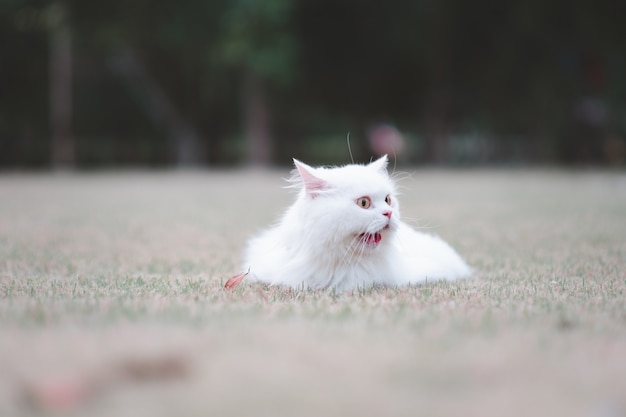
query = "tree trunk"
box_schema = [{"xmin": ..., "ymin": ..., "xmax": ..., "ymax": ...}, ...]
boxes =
[
  {"xmin": 244, "ymin": 71, "xmax": 272, "ymax": 166},
  {"xmin": 107, "ymin": 48, "xmax": 201, "ymax": 166},
  {"xmin": 49, "ymin": 2, "xmax": 74, "ymax": 169}
]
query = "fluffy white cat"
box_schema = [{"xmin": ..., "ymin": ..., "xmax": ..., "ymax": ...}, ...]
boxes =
[{"xmin": 242, "ymin": 156, "xmax": 471, "ymax": 291}]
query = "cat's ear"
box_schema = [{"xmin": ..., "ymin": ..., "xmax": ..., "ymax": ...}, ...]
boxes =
[
  {"xmin": 293, "ymin": 159, "xmax": 329, "ymax": 197},
  {"xmin": 368, "ymin": 155, "xmax": 389, "ymax": 176}
]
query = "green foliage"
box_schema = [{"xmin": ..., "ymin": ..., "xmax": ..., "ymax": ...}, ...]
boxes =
[{"xmin": 215, "ymin": 0, "xmax": 296, "ymax": 83}]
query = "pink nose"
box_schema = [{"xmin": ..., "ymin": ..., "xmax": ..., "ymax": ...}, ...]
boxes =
[{"xmin": 382, "ymin": 211, "xmax": 392, "ymax": 219}]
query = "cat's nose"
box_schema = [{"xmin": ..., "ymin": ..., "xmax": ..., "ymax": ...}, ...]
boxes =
[{"xmin": 382, "ymin": 211, "xmax": 392, "ymax": 219}]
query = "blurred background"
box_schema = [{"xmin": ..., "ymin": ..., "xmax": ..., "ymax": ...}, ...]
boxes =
[{"xmin": 1, "ymin": 0, "xmax": 626, "ymax": 169}]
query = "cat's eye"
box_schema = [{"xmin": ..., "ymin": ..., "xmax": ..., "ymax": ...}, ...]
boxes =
[
  {"xmin": 356, "ymin": 196, "xmax": 371, "ymax": 209},
  {"xmin": 385, "ymin": 195, "xmax": 391, "ymax": 205}
]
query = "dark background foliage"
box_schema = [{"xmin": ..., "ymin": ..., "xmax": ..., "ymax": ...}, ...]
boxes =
[{"xmin": 1, "ymin": 0, "xmax": 625, "ymax": 167}]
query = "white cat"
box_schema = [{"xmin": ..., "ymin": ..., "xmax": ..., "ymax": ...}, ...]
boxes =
[{"xmin": 242, "ymin": 156, "xmax": 471, "ymax": 291}]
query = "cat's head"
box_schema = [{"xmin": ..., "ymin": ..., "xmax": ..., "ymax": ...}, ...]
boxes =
[{"xmin": 289, "ymin": 155, "xmax": 400, "ymax": 254}]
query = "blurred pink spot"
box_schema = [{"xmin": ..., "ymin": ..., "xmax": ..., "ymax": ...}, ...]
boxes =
[{"xmin": 368, "ymin": 124, "xmax": 405, "ymax": 157}]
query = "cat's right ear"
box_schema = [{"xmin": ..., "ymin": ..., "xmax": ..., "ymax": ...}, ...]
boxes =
[
  {"xmin": 293, "ymin": 159, "xmax": 328, "ymax": 197},
  {"xmin": 368, "ymin": 154, "xmax": 389, "ymax": 176}
]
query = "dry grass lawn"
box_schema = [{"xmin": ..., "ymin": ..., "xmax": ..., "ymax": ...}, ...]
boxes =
[{"xmin": 0, "ymin": 169, "xmax": 625, "ymax": 417}]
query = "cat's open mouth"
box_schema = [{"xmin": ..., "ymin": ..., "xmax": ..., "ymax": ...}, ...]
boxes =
[{"xmin": 358, "ymin": 225, "xmax": 389, "ymax": 248}]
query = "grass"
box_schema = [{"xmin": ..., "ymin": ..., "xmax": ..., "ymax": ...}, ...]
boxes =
[{"xmin": 0, "ymin": 169, "xmax": 625, "ymax": 417}]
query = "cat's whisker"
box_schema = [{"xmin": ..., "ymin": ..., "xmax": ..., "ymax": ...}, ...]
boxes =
[
  {"xmin": 391, "ymin": 170, "xmax": 413, "ymax": 183},
  {"xmin": 342, "ymin": 234, "xmax": 367, "ymax": 267},
  {"xmin": 336, "ymin": 238, "xmax": 355, "ymax": 266},
  {"xmin": 415, "ymin": 221, "xmax": 440, "ymax": 231},
  {"xmin": 346, "ymin": 132, "xmax": 355, "ymax": 164},
  {"xmin": 342, "ymin": 236, "xmax": 362, "ymax": 266},
  {"xmin": 398, "ymin": 215, "xmax": 439, "ymax": 231}
]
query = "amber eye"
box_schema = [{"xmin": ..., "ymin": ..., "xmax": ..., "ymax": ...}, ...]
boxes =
[
  {"xmin": 356, "ymin": 196, "xmax": 371, "ymax": 209},
  {"xmin": 385, "ymin": 195, "xmax": 391, "ymax": 205}
]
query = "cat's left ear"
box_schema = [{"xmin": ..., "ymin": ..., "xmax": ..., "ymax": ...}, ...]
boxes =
[
  {"xmin": 293, "ymin": 159, "xmax": 329, "ymax": 197},
  {"xmin": 368, "ymin": 155, "xmax": 389, "ymax": 176}
]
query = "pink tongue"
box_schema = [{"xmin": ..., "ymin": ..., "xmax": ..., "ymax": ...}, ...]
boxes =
[{"xmin": 366, "ymin": 232, "xmax": 382, "ymax": 244}]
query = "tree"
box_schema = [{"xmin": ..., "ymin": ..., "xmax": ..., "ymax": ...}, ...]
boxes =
[
  {"xmin": 47, "ymin": 1, "xmax": 74, "ymax": 168},
  {"xmin": 215, "ymin": 0, "xmax": 296, "ymax": 165}
]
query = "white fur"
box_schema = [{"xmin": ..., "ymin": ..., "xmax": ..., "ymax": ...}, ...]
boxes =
[{"xmin": 243, "ymin": 156, "xmax": 471, "ymax": 291}]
